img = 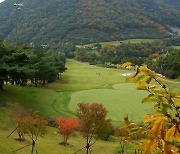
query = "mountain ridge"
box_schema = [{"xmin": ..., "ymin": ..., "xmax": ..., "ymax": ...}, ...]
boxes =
[{"xmin": 0, "ymin": 0, "xmax": 180, "ymax": 48}]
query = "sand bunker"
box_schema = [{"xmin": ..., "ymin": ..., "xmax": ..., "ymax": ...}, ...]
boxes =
[{"xmin": 121, "ymin": 73, "xmax": 131, "ymax": 76}]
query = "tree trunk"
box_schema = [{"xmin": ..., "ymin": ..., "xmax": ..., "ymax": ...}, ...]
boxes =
[
  {"xmin": 57, "ymin": 74, "xmax": 60, "ymax": 80},
  {"xmin": 31, "ymin": 145, "xmax": 34, "ymax": 154},
  {"xmin": 42, "ymin": 80, "xmax": 45, "ymax": 86},
  {"xmin": 86, "ymin": 136, "xmax": 89, "ymax": 154},
  {"xmin": 35, "ymin": 78, "xmax": 37, "ymax": 87},
  {"xmin": 0, "ymin": 81, "xmax": 4, "ymax": 90},
  {"xmin": 86, "ymin": 144, "xmax": 89, "ymax": 154},
  {"xmin": 120, "ymin": 142, "xmax": 124, "ymax": 154},
  {"xmin": 31, "ymin": 140, "xmax": 35, "ymax": 154},
  {"xmin": 18, "ymin": 131, "xmax": 24, "ymax": 141}
]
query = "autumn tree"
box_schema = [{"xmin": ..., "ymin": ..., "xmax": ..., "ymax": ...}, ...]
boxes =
[
  {"xmin": 57, "ymin": 116, "xmax": 78, "ymax": 146},
  {"xmin": 13, "ymin": 111, "xmax": 47, "ymax": 154},
  {"xmin": 114, "ymin": 116, "xmax": 146, "ymax": 154},
  {"xmin": 7, "ymin": 118, "xmax": 26, "ymax": 141},
  {"xmin": 75, "ymin": 103, "xmax": 108, "ymax": 154},
  {"xmin": 114, "ymin": 126, "xmax": 129, "ymax": 154},
  {"xmin": 14, "ymin": 118, "xmax": 26, "ymax": 141},
  {"xmin": 127, "ymin": 66, "xmax": 180, "ymax": 154},
  {"xmin": 121, "ymin": 61, "xmax": 133, "ymax": 68}
]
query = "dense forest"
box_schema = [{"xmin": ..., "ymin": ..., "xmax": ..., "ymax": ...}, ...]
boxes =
[{"xmin": 0, "ymin": 0, "xmax": 180, "ymax": 48}]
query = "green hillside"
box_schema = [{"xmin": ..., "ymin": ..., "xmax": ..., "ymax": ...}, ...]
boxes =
[
  {"xmin": 0, "ymin": 59, "xmax": 152, "ymax": 124},
  {"xmin": 0, "ymin": 0, "xmax": 180, "ymax": 47},
  {"xmin": 0, "ymin": 59, "xmax": 179, "ymax": 153}
]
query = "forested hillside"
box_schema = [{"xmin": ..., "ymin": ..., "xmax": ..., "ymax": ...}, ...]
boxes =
[{"xmin": 0, "ymin": 0, "xmax": 180, "ymax": 47}]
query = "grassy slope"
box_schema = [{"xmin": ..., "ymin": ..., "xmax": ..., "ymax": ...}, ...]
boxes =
[
  {"xmin": 0, "ymin": 59, "xmax": 179, "ymax": 153},
  {"xmin": 99, "ymin": 39, "xmax": 156, "ymax": 47},
  {"xmin": 173, "ymin": 46, "xmax": 180, "ymax": 49},
  {"xmin": 77, "ymin": 39, "xmax": 156, "ymax": 47},
  {"xmin": 69, "ymin": 83, "xmax": 151, "ymax": 122},
  {"xmin": 0, "ymin": 59, "xmax": 137, "ymax": 153},
  {"xmin": 0, "ymin": 126, "xmax": 126, "ymax": 154}
]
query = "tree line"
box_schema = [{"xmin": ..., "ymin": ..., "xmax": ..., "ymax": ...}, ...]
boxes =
[
  {"xmin": 0, "ymin": 41, "xmax": 66, "ymax": 90},
  {"xmin": 72, "ymin": 41, "xmax": 180, "ymax": 78}
]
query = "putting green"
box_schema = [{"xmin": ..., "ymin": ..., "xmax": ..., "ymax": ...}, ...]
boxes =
[{"xmin": 69, "ymin": 83, "xmax": 154, "ymax": 122}]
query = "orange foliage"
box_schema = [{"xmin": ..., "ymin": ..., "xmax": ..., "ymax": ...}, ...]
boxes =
[{"xmin": 57, "ymin": 116, "xmax": 78, "ymax": 144}]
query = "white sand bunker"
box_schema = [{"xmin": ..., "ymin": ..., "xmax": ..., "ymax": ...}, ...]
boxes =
[{"xmin": 121, "ymin": 73, "xmax": 131, "ymax": 76}]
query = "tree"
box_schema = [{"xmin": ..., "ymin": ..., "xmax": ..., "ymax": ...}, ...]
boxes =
[
  {"xmin": 156, "ymin": 50, "xmax": 180, "ymax": 78},
  {"xmin": 114, "ymin": 126, "xmax": 129, "ymax": 154},
  {"xmin": 76, "ymin": 103, "xmax": 108, "ymax": 154},
  {"xmin": 0, "ymin": 42, "xmax": 67, "ymax": 89},
  {"xmin": 127, "ymin": 66, "xmax": 180, "ymax": 154},
  {"xmin": 58, "ymin": 42, "xmax": 76, "ymax": 58},
  {"xmin": 121, "ymin": 61, "xmax": 133, "ymax": 68},
  {"xmin": 13, "ymin": 110, "xmax": 47, "ymax": 154},
  {"xmin": 57, "ymin": 116, "xmax": 78, "ymax": 146},
  {"xmin": 98, "ymin": 119, "xmax": 114, "ymax": 141},
  {"xmin": 53, "ymin": 51, "xmax": 66, "ymax": 79},
  {"xmin": 93, "ymin": 43, "xmax": 102, "ymax": 51},
  {"xmin": 114, "ymin": 116, "xmax": 146, "ymax": 154},
  {"xmin": 8, "ymin": 48, "xmax": 30, "ymax": 86},
  {"xmin": 0, "ymin": 41, "xmax": 9, "ymax": 89}
]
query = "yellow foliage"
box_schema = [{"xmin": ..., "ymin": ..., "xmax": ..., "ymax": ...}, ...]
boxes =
[
  {"xmin": 134, "ymin": 139, "xmax": 147, "ymax": 151},
  {"xmin": 138, "ymin": 66, "xmax": 150, "ymax": 72},
  {"xmin": 121, "ymin": 61, "xmax": 133, "ymax": 67},
  {"xmin": 165, "ymin": 125, "xmax": 176, "ymax": 142},
  {"xmin": 163, "ymin": 141, "xmax": 179, "ymax": 154},
  {"xmin": 174, "ymin": 129, "xmax": 180, "ymax": 142},
  {"xmin": 136, "ymin": 84, "xmax": 147, "ymax": 90},
  {"xmin": 126, "ymin": 77, "xmax": 135, "ymax": 82},
  {"xmin": 156, "ymin": 73, "xmax": 165, "ymax": 78},
  {"xmin": 144, "ymin": 136, "xmax": 157, "ymax": 154},
  {"xmin": 152, "ymin": 119, "xmax": 163, "ymax": 137},
  {"xmin": 144, "ymin": 114, "xmax": 165, "ymax": 123},
  {"xmin": 149, "ymin": 85, "xmax": 157, "ymax": 89},
  {"xmin": 130, "ymin": 66, "xmax": 180, "ymax": 153},
  {"xmin": 142, "ymin": 96, "xmax": 157, "ymax": 104},
  {"xmin": 145, "ymin": 76, "xmax": 153, "ymax": 84},
  {"xmin": 171, "ymin": 93, "xmax": 180, "ymax": 99},
  {"xmin": 174, "ymin": 100, "xmax": 180, "ymax": 106},
  {"xmin": 155, "ymin": 77, "xmax": 163, "ymax": 84}
]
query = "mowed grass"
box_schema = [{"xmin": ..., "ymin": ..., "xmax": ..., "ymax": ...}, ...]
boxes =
[
  {"xmin": 0, "ymin": 59, "xmax": 135, "ymax": 125},
  {"xmin": 50, "ymin": 60, "xmax": 129, "ymax": 90},
  {"xmin": 69, "ymin": 83, "xmax": 152, "ymax": 122},
  {"xmin": 173, "ymin": 46, "xmax": 180, "ymax": 49},
  {"xmin": 0, "ymin": 127, "xmax": 126, "ymax": 154},
  {"xmin": 100, "ymin": 39, "xmax": 156, "ymax": 47},
  {"xmin": 77, "ymin": 39, "xmax": 156, "ymax": 47}
]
